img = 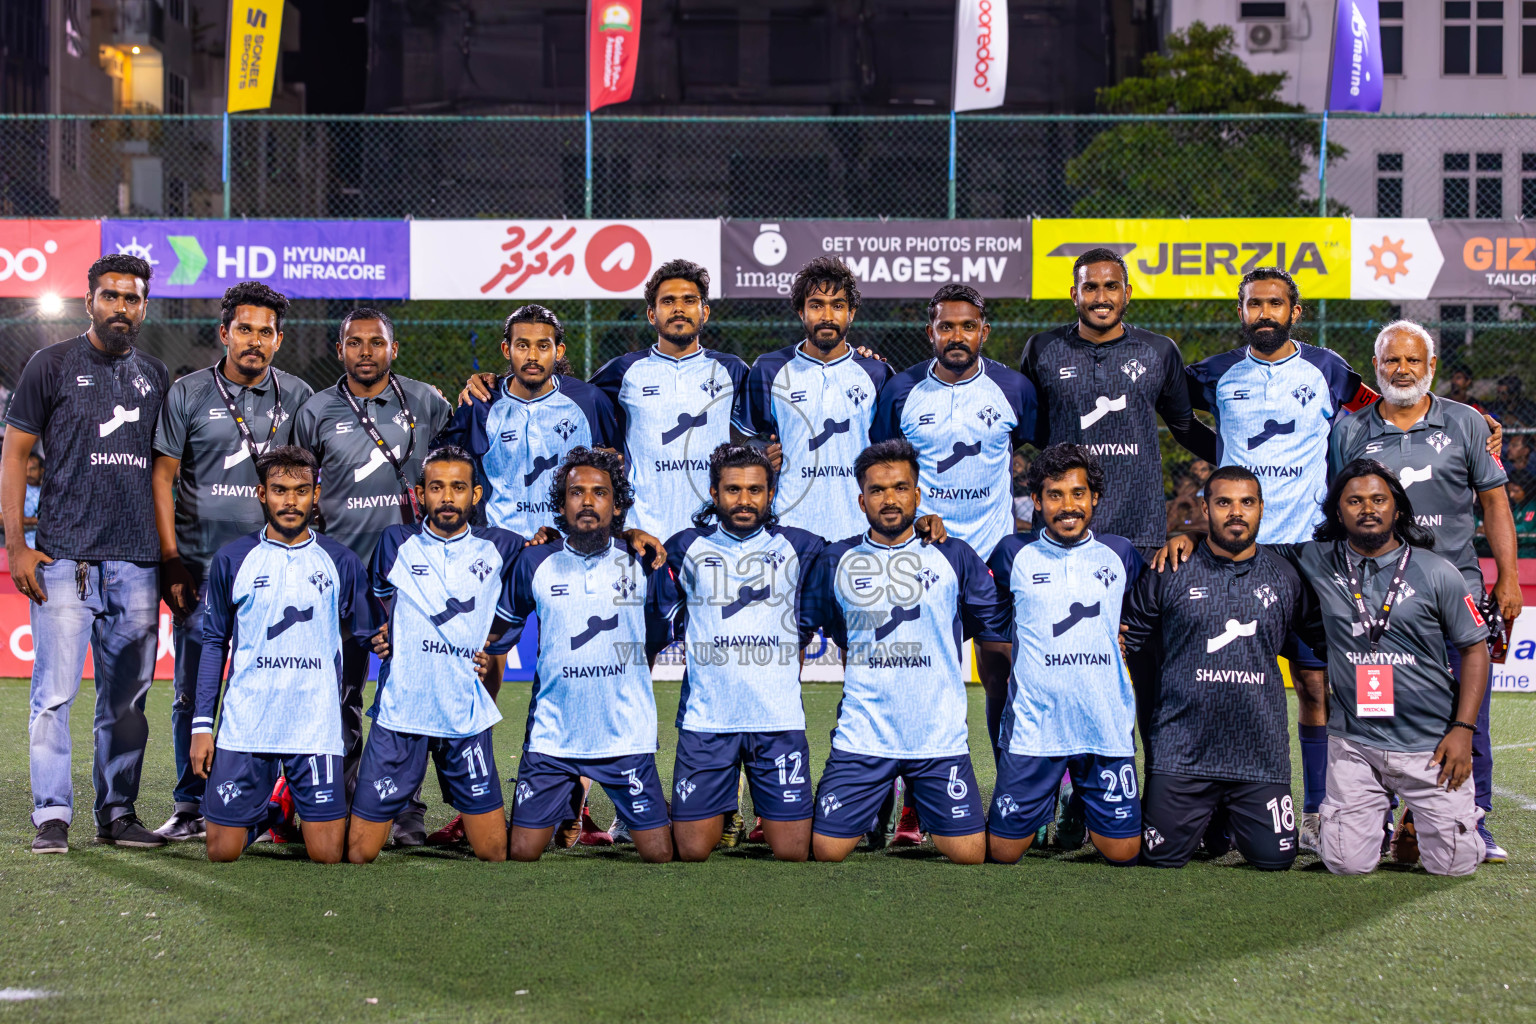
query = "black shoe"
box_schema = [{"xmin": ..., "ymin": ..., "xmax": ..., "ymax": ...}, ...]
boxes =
[
  {"xmin": 392, "ymin": 822, "xmax": 427, "ymax": 848},
  {"xmin": 95, "ymin": 815, "xmax": 169, "ymax": 848},
  {"xmin": 154, "ymin": 811, "xmax": 206, "ymax": 842},
  {"xmin": 32, "ymin": 820, "xmax": 68, "ymax": 855}
]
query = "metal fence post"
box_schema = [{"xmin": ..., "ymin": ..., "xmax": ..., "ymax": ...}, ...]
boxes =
[
  {"xmin": 947, "ymin": 110, "xmax": 957, "ymax": 219},
  {"xmin": 1317, "ymin": 112, "xmax": 1328, "ymax": 349},
  {"xmin": 222, "ymin": 110, "xmax": 231, "ymax": 218}
]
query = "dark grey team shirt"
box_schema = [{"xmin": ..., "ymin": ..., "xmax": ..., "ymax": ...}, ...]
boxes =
[
  {"xmin": 1328, "ymin": 394, "xmax": 1506, "ymax": 595},
  {"xmin": 4, "ymin": 335, "xmax": 169, "ymax": 562},
  {"xmin": 289, "ymin": 375, "xmax": 451, "ymax": 561},
  {"xmin": 153, "ymin": 363, "xmax": 314, "ymax": 574},
  {"xmin": 1280, "ymin": 540, "xmax": 1487, "ymax": 753}
]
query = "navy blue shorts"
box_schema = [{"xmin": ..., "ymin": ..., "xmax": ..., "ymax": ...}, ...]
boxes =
[
  {"xmin": 351, "ymin": 725, "xmax": 503, "ymax": 822},
  {"xmin": 512, "ymin": 751, "xmax": 669, "ymax": 832},
  {"xmin": 811, "ymin": 750, "xmax": 985, "ymax": 839},
  {"xmin": 672, "ymin": 729, "xmax": 813, "ymax": 822},
  {"xmin": 203, "ymin": 748, "xmax": 346, "ymax": 828},
  {"xmin": 989, "ymin": 751, "xmax": 1141, "ymax": 840}
]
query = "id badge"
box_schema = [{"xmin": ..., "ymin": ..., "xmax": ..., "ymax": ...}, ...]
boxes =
[{"xmin": 1355, "ymin": 664, "xmax": 1394, "ymax": 718}]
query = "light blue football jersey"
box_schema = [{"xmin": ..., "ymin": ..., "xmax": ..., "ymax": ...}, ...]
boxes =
[
  {"xmin": 370, "ymin": 523, "xmax": 525, "ymax": 738},
  {"xmin": 1187, "ymin": 343, "xmax": 1369, "ymax": 543},
  {"xmin": 734, "ymin": 342, "xmax": 893, "ymax": 540},
  {"xmin": 871, "ymin": 357, "xmax": 1037, "ymax": 559},
  {"xmin": 436, "ymin": 375, "xmax": 618, "ymax": 536},
  {"xmin": 590, "ymin": 345, "xmax": 750, "ymax": 542},
  {"xmin": 804, "ymin": 533, "xmax": 1007, "ymax": 759},
  {"xmin": 195, "ymin": 530, "xmax": 372, "ymax": 755},
  {"xmin": 985, "ymin": 529, "xmax": 1142, "ymax": 759},
  {"xmin": 661, "ymin": 522, "xmax": 825, "ymax": 732},
  {"xmin": 497, "ymin": 537, "xmax": 672, "ymax": 759}
]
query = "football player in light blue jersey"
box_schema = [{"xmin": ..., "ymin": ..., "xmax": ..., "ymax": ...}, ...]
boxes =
[
  {"xmin": 495, "ymin": 447, "xmax": 676, "ymax": 863},
  {"xmin": 346, "ymin": 447, "xmax": 523, "ymax": 863},
  {"xmin": 735, "ymin": 257, "xmax": 893, "ymax": 540},
  {"xmin": 190, "ymin": 446, "xmax": 374, "ymax": 864},
  {"xmin": 978, "ymin": 444, "xmax": 1144, "ymax": 866},
  {"xmin": 871, "ymin": 284, "xmax": 1037, "ymax": 562},
  {"xmin": 438, "ymin": 304, "xmax": 619, "ymax": 536},
  {"xmin": 803, "ymin": 440, "xmax": 1009, "ymax": 865},
  {"xmin": 661, "ymin": 443, "xmax": 825, "ymax": 861}
]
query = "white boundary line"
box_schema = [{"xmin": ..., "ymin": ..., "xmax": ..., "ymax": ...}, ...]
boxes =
[{"xmin": 1493, "ymin": 740, "xmax": 1536, "ymax": 751}]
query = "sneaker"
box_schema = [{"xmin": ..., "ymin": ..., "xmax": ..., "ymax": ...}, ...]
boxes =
[
  {"xmin": 1034, "ymin": 824, "xmax": 1049, "ymax": 848},
  {"xmin": 154, "ymin": 810, "xmax": 206, "ymax": 842},
  {"xmin": 32, "ymin": 821, "xmax": 68, "ymax": 854},
  {"xmin": 578, "ymin": 809, "xmax": 613, "ymax": 846},
  {"xmin": 392, "ymin": 821, "xmax": 427, "ymax": 848},
  {"xmin": 717, "ymin": 811, "xmax": 744, "ymax": 849},
  {"xmin": 267, "ymin": 777, "xmax": 303, "ymax": 844},
  {"xmin": 1478, "ymin": 822, "xmax": 1508, "ymax": 863},
  {"xmin": 1380, "ymin": 809, "xmax": 1395, "ymax": 857},
  {"xmin": 1391, "ymin": 817, "xmax": 1420, "ymax": 865},
  {"xmin": 425, "ymin": 814, "xmax": 467, "ymax": 846},
  {"xmin": 890, "ymin": 807, "xmax": 925, "ymax": 848},
  {"xmin": 862, "ymin": 827, "xmax": 889, "ymax": 851},
  {"xmin": 94, "ymin": 815, "xmax": 168, "ymax": 848},
  {"xmin": 553, "ymin": 818, "xmax": 582, "ymax": 849},
  {"xmin": 746, "ymin": 817, "xmax": 766, "ymax": 843},
  {"xmin": 1054, "ymin": 788, "xmax": 1086, "ymax": 851},
  {"xmin": 1298, "ymin": 812, "xmax": 1321, "ymax": 854},
  {"xmin": 608, "ymin": 817, "xmax": 633, "ymax": 845}
]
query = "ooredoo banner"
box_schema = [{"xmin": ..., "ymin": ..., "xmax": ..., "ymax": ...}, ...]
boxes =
[
  {"xmin": 0, "ymin": 219, "xmax": 100, "ymax": 298},
  {"xmin": 100, "ymin": 220, "xmax": 410, "ymax": 299},
  {"xmin": 721, "ymin": 219, "xmax": 1030, "ymax": 299},
  {"xmin": 409, "ymin": 219, "xmax": 720, "ymax": 300}
]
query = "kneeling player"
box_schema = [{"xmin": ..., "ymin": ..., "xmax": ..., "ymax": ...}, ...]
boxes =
[
  {"xmin": 191, "ymin": 447, "xmax": 373, "ymax": 863},
  {"xmin": 803, "ymin": 440, "xmax": 1005, "ymax": 865},
  {"xmin": 494, "ymin": 447, "xmax": 675, "ymax": 863},
  {"xmin": 978, "ymin": 444, "xmax": 1143, "ymax": 865},
  {"xmin": 1120, "ymin": 467, "xmax": 1312, "ymax": 869},
  {"xmin": 347, "ymin": 447, "xmax": 521, "ymax": 863}
]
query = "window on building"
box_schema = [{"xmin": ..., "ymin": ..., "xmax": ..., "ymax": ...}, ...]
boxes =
[
  {"xmin": 1444, "ymin": 1, "xmax": 1505, "ymax": 74},
  {"xmin": 165, "ymin": 71, "xmax": 187, "ymax": 115},
  {"xmin": 167, "ymin": 0, "xmax": 185, "ymax": 25},
  {"xmin": 1377, "ymin": 152, "xmax": 1404, "ymax": 216},
  {"xmin": 1441, "ymin": 303, "xmax": 1471, "ymax": 350},
  {"xmin": 680, "ymin": 11, "xmax": 740, "ymax": 88},
  {"xmin": 1382, "ymin": 2, "xmax": 1405, "ymax": 74},
  {"xmin": 1523, "ymin": 151, "xmax": 1536, "ymax": 216},
  {"xmin": 1523, "ymin": 1, "xmax": 1536, "ymax": 72},
  {"xmin": 1475, "ymin": 151, "xmax": 1503, "ymax": 217},
  {"xmin": 1444, "ymin": 152, "xmax": 1471, "ymax": 216}
]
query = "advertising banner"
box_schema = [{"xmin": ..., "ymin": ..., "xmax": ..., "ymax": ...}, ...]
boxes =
[
  {"xmin": 589, "ymin": 1, "xmax": 642, "ymax": 111},
  {"xmin": 100, "ymin": 220, "xmax": 410, "ymax": 299},
  {"xmin": 226, "ymin": 0, "xmax": 285, "ymax": 113},
  {"xmin": 1326, "ymin": 0, "xmax": 1383, "ymax": 112},
  {"xmin": 1032, "ymin": 218, "xmax": 1352, "ymax": 300},
  {"xmin": 1351, "ymin": 219, "xmax": 1536, "ymax": 300},
  {"xmin": 952, "ymin": 0, "xmax": 1008, "ymax": 112},
  {"xmin": 0, "ymin": 594, "xmax": 176, "ymax": 679},
  {"xmin": 721, "ymin": 219, "xmax": 1030, "ymax": 299},
  {"xmin": 0, "ymin": 219, "xmax": 100, "ymax": 299},
  {"xmin": 410, "ymin": 219, "xmax": 720, "ymax": 300}
]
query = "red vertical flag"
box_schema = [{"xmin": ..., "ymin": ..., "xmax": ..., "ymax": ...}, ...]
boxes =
[{"xmin": 588, "ymin": 1, "xmax": 642, "ymax": 111}]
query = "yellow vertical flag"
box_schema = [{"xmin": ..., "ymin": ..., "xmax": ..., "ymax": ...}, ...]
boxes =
[{"xmin": 226, "ymin": 0, "xmax": 285, "ymax": 112}]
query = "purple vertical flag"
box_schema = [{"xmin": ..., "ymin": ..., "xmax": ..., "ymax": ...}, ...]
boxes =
[{"xmin": 1327, "ymin": 0, "xmax": 1383, "ymax": 111}]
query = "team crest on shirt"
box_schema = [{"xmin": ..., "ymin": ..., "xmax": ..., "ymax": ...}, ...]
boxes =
[
  {"xmin": 613, "ymin": 575, "xmax": 637, "ymax": 599},
  {"xmin": 1094, "ymin": 565, "xmax": 1118, "ymax": 588},
  {"xmin": 468, "ymin": 558, "xmax": 493, "ymax": 582},
  {"xmin": 392, "ymin": 409, "xmax": 411, "ymax": 429},
  {"xmin": 1393, "ymin": 581, "xmax": 1416, "ymax": 603},
  {"xmin": 553, "ymin": 417, "xmax": 578, "ymax": 441},
  {"xmin": 976, "ymin": 404, "xmax": 1001, "ymax": 427},
  {"xmin": 308, "ymin": 570, "xmax": 334, "ymax": 594},
  {"xmin": 1121, "ymin": 358, "xmax": 1147, "ymax": 383},
  {"xmin": 1332, "ymin": 573, "xmax": 1351, "ymax": 591},
  {"xmin": 1254, "ymin": 584, "xmax": 1279, "ymax": 608},
  {"xmin": 699, "ymin": 377, "xmax": 724, "ymax": 398},
  {"xmin": 1427, "ymin": 430, "xmax": 1453, "ymax": 454},
  {"xmin": 1292, "ymin": 384, "xmax": 1316, "ymax": 407},
  {"xmin": 915, "ymin": 568, "xmax": 941, "ymax": 591},
  {"xmin": 845, "ymin": 384, "xmax": 870, "ymax": 407},
  {"xmin": 131, "ymin": 374, "xmax": 153, "ymax": 396},
  {"xmin": 216, "ymin": 781, "xmax": 241, "ymax": 804},
  {"xmin": 759, "ymin": 550, "xmax": 786, "ymax": 570}
]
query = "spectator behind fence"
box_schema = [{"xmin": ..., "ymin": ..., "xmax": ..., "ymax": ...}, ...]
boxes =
[
  {"xmin": 1507, "ymin": 479, "xmax": 1536, "ymax": 557},
  {"xmin": 1011, "ymin": 449, "xmax": 1033, "ymax": 531},
  {"xmin": 1502, "ymin": 432, "xmax": 1534, "ymax": 492},
  {"xmin": 22, "ymin": 452, "xmax": 41, "ymax": 549},
  {"xmin": 1487, "ymin": 375, "xmax": 1536, "ymax": 427},
  {"xmin": 1441, "ymin": 364, "xmax": 1484, "ymax": 413},
  {"xmin": 1165, "ymin": 459, "xmax": 1212, "ymax": 538}
]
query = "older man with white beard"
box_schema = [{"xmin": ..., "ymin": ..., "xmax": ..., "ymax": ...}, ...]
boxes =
[{"xmin": 1329, "ymin": 318, "xmax": 1521, "ymax": 864}]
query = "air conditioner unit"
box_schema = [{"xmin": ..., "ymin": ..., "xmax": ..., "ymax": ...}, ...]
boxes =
[{"xmin": 1245, "ymin": 21, "xmax": 1287, "ymax": 52}]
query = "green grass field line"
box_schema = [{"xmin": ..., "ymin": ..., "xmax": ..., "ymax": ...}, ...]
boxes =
[{"xmin": 0, "ymin": 679, "xmax": 1532, "ymax": 1023}]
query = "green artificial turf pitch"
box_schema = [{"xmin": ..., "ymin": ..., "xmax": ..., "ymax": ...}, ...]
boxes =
[{"xmin": 0, "ymin": 678, "xmax": 1533, "ymax": 1023}]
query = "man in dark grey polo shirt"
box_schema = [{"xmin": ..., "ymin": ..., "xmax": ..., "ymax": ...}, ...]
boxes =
[
  {"xmin": 151, "ymin": 281, "xmax": 314, "ymax": 840},
  {"xmin": 1, "ymin": 253, "xmax": 170, "ymax": 854},
  {"xmin": 1329, "ymin": 318, "xmax": 1518, "ymax": 863},
  {"xmin": 290, "ymin": 307, "xmax": 450, "ymax": 843}
]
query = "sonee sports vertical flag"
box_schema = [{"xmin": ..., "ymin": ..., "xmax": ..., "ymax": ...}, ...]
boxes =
[
  {"xmin": 952, "ymin": 0, "xmax": 1008, "ymax": 112},
  {"xmin": 1326, "ymin": 0, "xmax": 1383, "ymax": 111},
  {"xmin": 226, "ymin": 0, "xmax": 285, "ymax": 112},
  {"xmin": 589, "ymin": 1, "xmax": 642, "ymax": 111}
]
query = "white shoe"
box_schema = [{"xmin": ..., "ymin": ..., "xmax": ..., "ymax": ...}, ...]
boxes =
[{"xmin": 1298, "ymin": 811, "xmax": 1321, "ymax": 854}]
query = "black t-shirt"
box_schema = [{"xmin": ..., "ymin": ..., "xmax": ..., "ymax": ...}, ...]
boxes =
[{"xmin": 5, "ymin": 335, "xmax": 169, "ymax": 562}]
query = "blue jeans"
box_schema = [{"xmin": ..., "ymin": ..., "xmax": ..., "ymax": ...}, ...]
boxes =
[
  {"xmin": 169, "ymin": 573, "xmax": 209, "ymax": 814},
  {"xmin": 29, "ymin": 559, "xmax": 159, "ymax": 828}
]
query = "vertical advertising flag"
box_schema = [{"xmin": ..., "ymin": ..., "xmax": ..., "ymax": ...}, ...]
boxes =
[
  {"xmin": 226, "ymin": 0, "xmax": 285, "ymax": 112},
  {"xmin": 1326, "ymin": 0, "xmax": 1383, "ymax": 111},
  {"xmin": 589, "ymin": 1, "xmax": 642, "ymax": 111},
  {"xmin": 952, "ymin": 0, "xmax": 1008, "ymax": 112}
]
